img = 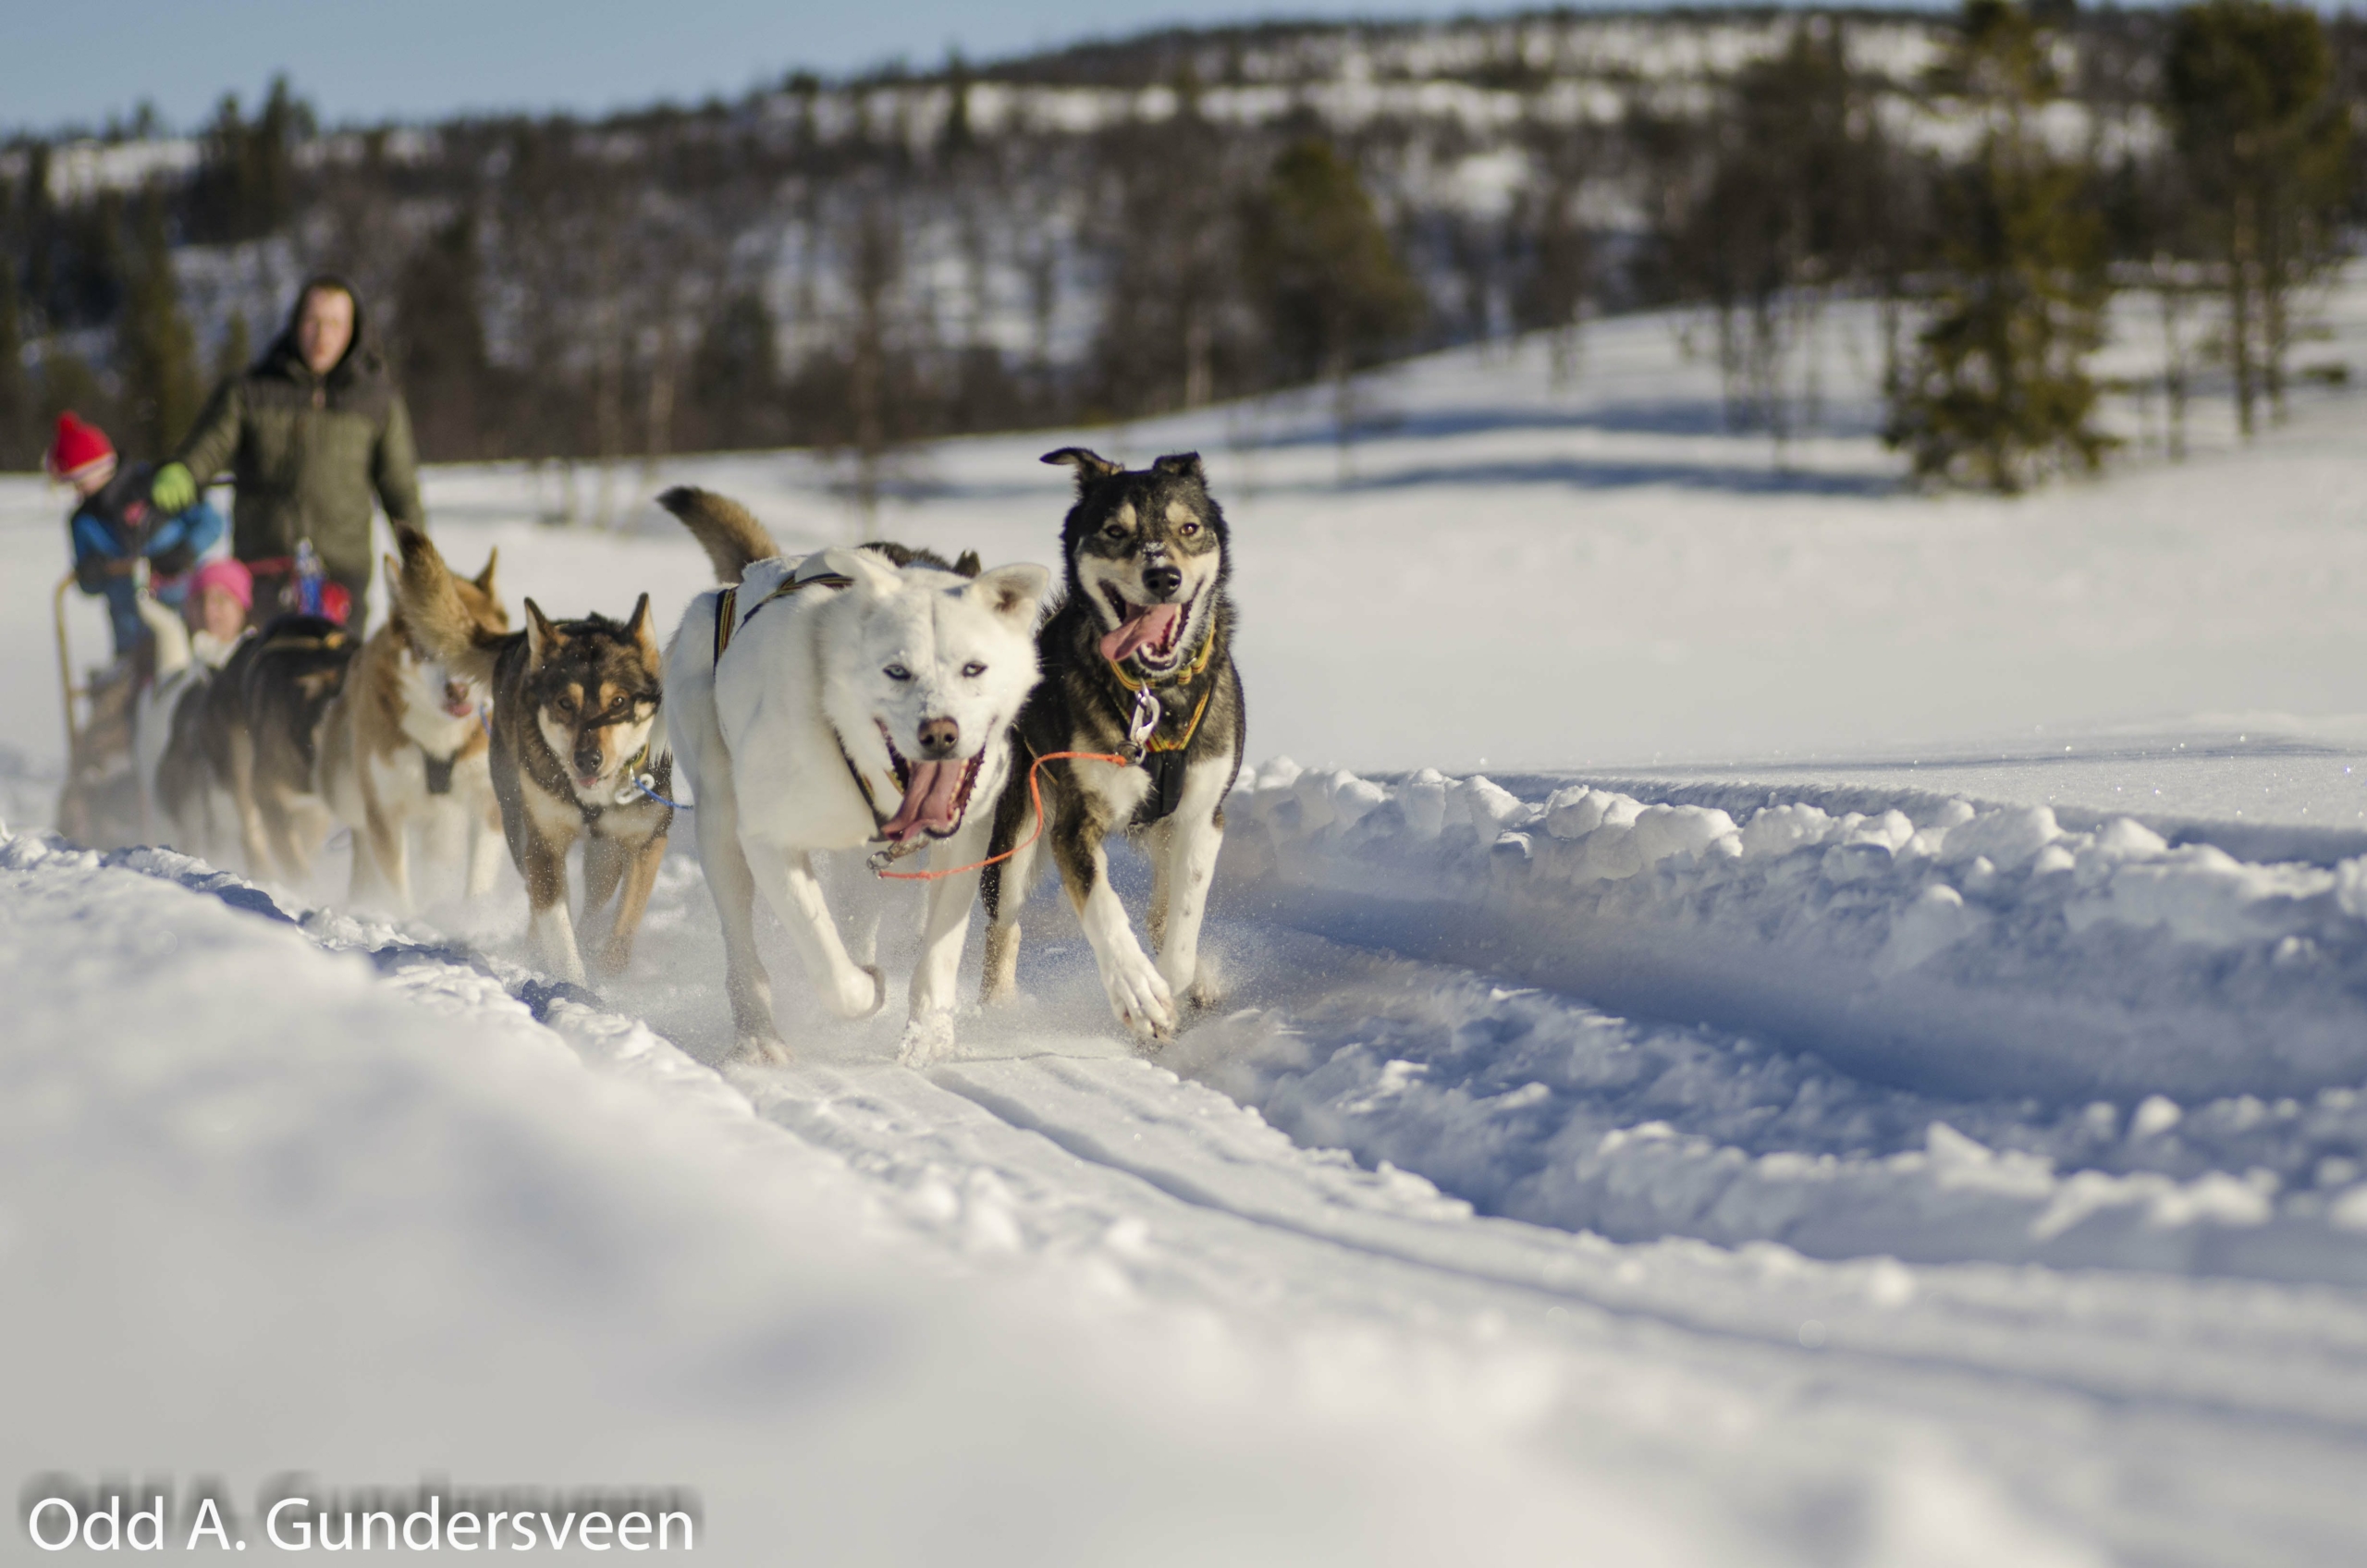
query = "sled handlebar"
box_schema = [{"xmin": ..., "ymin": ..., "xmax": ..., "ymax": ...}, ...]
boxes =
[{"xmin": 53, "ymin": 572, "xmax": 83, "ymax": 754}]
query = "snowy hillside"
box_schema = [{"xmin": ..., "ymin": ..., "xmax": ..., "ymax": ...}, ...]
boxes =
[{"xmin": 7, "ymin": 287, "xmax": 2367, "ymax": 1562}]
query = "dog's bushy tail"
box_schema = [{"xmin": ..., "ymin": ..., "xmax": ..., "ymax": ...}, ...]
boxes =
[
  {"xmin": 659, "ymin": 486, "xmax": 779, "ymax": 584},
  {"xmin": 393, "ymin": 526, "xmax": 506, "ymax": 684}
]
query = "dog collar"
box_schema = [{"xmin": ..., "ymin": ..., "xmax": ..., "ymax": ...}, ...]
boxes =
[{"xmin": 826, "ymin": 725, "xmax": 893, "ymax": 838}]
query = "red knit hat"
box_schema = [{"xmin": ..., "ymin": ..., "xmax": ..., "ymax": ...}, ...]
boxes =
[{"xmin": 45, "ymin": 412, "xmax": 116, "ymax": 484}]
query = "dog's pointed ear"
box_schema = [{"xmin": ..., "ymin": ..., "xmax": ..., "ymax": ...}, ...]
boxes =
[
  {"xmin": 382, "ymin": 554, "xmax": 402, "ymax": 601},
  {"xmin": 1042, "ymin": 447, "xmax": 1121, "ymax": 492},
  {"xmin": 1152, "ymin": 451, "xmax": 1206, "ymax": 484},
  {"xmin": 624, "ymin": 593, "xmax": 659, "ymax": 667},
  {"xmin": 473, "ymin": 547, "xmax": 499, "ymax": 599},
  {"xmin": 523, "ymin": 598, "xmax": 562, "ymax": 663},
  {"xmin": 952, "ymin": 549, "xmax": 983, "ymax": 579},
  {"xmin": 970, "ymin": 562, "xmax": 1052, "ymax": 627}
]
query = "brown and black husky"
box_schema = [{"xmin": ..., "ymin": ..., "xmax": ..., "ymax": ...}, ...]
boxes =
[
  {"xmin": 980, "ymin": 448, "xmax": 1245, "ymax": 1044},
  {"xmin": 204, "ymin": 613, "xmax": 357, "ymax": 887},
  {"xmin": 392, "ymin": 526, "xmax": 672, "ymax": 985},
  {"xmin": 315, "ymin": 549, "xmax": 509, "ymax": 913}
]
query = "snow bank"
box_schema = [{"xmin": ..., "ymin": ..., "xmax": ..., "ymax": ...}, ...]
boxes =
[
  {"xmin": 1177, "ymin": 942, "xmax": 2367, "ymax": 1285},
  {"xmin": 1208, "ymin": 766, "xmax": 2367, "ymax": 1279},
  {"xmin": 1220, "ymin": 763, "xmax": 2367, "ymax": 1107}
]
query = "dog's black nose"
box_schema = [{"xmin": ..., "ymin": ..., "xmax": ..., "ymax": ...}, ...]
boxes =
[
  {"xmin": 1143, "ymin": 565, "xmax": 1183, "ymax": 599},
  {"xmin": 917, "ymin": 717, "xmax": 960, "ymax": 759}
]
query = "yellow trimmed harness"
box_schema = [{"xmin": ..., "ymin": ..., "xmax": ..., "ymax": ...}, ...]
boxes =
[
  {"xmin": 711, "ymin": 570, "xmax": 853, "ymax": 665},
  {"xmin": 1107, "ymin": 620, "xmax": 1219, "ymax": 757}
]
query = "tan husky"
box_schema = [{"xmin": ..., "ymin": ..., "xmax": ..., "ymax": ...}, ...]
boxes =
[{"xmin": 317, "ymin": 549, "xmax": 510, "ymax": 913}]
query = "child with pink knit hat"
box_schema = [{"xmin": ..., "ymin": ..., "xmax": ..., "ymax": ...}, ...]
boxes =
[{"xmin": 183, "ymin": 557, "xmax": 253, "ymax": 666}]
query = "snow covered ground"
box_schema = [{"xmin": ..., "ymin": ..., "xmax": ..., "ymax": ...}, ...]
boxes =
[{"xmin": 6, "ymin": 281, "xmax": 2367, "ymax": 1562}]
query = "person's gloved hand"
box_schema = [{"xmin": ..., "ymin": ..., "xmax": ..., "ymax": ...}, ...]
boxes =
[{"xmin": 150, "ymin": 461, "xmax": 196, "ymax": 515}]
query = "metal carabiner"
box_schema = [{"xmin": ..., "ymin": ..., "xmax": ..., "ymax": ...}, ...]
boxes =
[{"xmin": 1121, "ymin": 688, "xmax": 1162, "ymax": 763}]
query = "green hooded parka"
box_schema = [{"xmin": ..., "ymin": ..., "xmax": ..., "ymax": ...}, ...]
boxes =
[{"xmin": 171, "ymin": 275, "xmax": 423, "ymax": 617}]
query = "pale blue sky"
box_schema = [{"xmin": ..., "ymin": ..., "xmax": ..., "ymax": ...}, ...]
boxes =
[{"xmin": 4, "ymin": 0, "xmax": 1982, "ymax": 136}]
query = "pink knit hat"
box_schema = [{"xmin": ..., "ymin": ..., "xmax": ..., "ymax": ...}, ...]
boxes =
[{"xmin": 188, "ymin": 557, "xmax": 253, "ymax": 612}]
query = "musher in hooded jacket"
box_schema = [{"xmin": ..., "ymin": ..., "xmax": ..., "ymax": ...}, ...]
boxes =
[{"xmin": 150, "ymin": 274, "xmax": 425, "ymax": 628}]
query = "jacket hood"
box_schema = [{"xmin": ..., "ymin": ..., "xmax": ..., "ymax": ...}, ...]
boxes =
[{"xmin": 262, "ymin": 274, "xmax": 386, "ymax": 387}]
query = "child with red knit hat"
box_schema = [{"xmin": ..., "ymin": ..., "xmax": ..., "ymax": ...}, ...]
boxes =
[{"xmin": 49, "ymin": 411, "xmax": 227, "ymax": 661}]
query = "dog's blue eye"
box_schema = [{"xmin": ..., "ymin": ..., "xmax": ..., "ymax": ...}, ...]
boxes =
[
  {"xmin": 963, "ymin": 661, "xmax": 986, "ymax": 678},
  {"xmin": 885, "ymin": 665, "xmax": 912, "ymax": 681}
]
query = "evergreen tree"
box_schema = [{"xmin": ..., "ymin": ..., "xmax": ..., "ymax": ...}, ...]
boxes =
[
  {"xmin": 1088, "ymin": 96, "xmax": 1238, "ymax": 419},
  {"xmin": 938, "ymin": 50, "xmax": 975, "ymax": 162},
  {"xmin": 39, "ymin": 351, "xmax": 110, "ymax": 435},
  {"xmin": 2165, "ymin": 0, "xmax": 2351, "ymax": 435},
  {"xmin": 1886, "ymin": 0, "xmax": 2115, "ymax": 493},
  {"xmin": 214, "ymin": 311, "xmax": 251, "ymax": 384},
  {"xmin": 116, "ymin": 192, "xmax": 202, "ymax": 460},
  {"xmin": 45, "ymin": 191, "xmax": 130, "ymax": 332},
  {"xmin": 1510, "ymin": 119, "xmax": 1594, "ymax": 386},
  {"xmin": 187, "ymin": 77, "xmax": 311, "ymax": 243},
  {"xmin": 688, "ymin": 291, "xmax": 785, "ymax": 450},
  {"xmin": 1669, "ymin": 21, "xmax": 1890, "ymax": 446},
  {"xmin": 395, "ymin": 214, "xmax": 492, "ymax": 459},
  {"xmin": 1240, "ymin": 137, "xmax": 1423, "ymax": 457},
  {"xmin": 0, "ymin": 258, "xmax": 34, "ymax": 471}
]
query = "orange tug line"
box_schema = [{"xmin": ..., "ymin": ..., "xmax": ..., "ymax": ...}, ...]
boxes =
[{"xmin": 874, "ymin": 750, "xmax": 1127, "ymax": 882}]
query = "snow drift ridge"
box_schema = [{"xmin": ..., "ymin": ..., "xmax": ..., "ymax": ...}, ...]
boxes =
[{"xmin": 1219, "ymin": 762, "xmax": 2367, "ymax": 1105}]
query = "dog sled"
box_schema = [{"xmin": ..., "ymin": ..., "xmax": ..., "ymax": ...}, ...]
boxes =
[
  {"xmin": 54, "ymin": 535, "xmax": 355, "ymax": 851},
  {"xmin": 52, "ymin": 569, "xmax": 146, "ymax": 849}
]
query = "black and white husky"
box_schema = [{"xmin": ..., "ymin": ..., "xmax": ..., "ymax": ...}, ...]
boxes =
[
  {"xmin": 981, "ymin": 448, "xmax": 1246, "ymax": 1044},
  {"xmin": 659, "ymin": 487, "xmax": 1052, "ymax": 1065}
]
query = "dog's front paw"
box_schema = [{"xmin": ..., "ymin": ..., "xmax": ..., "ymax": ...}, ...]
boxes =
[
  {"xmin": 731, "ymin": 1033, "xmax": 792, "ymax": 1067},
  {"xmin": 1158, "ymin": 954, "xmax": 1222, "ymax": 1015},
  {"xmin": 1104, "ymin": 954, "xmax": 1177, "ymax": 1041},
  {"xmin": 826, "ymin": 963, "xmax": 888, "ymax": 1020},
  {"xmin": 896, "ymin": 1011, "xmax": 959, "ymax": 1068}
]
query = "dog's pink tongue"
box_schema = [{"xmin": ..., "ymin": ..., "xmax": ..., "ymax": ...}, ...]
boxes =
[
  {"xmin": 880, "ymin": 759, "xmax": 966, "ymax": 841},
  {"xmin": 1098, "ymin": 602, "xmax": 1181, "ymax": 663}
]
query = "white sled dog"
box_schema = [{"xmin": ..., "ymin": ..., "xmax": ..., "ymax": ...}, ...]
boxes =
[{"xmin": 658, "ymin": 487, "xmax": 1051, "ymax": 1064}]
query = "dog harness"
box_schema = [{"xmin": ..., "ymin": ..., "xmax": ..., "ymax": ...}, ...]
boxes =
[
  {"xmin": 710, "ymin": 565, "xmax": 854, "ymax": 664},
  {"xmin": 1105, "ymin": 623, "xmax": 1220, "ymax": 824},
  {"xmin": 707, "ymin": 562, "xmax": 898, "ymax": 839}
]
